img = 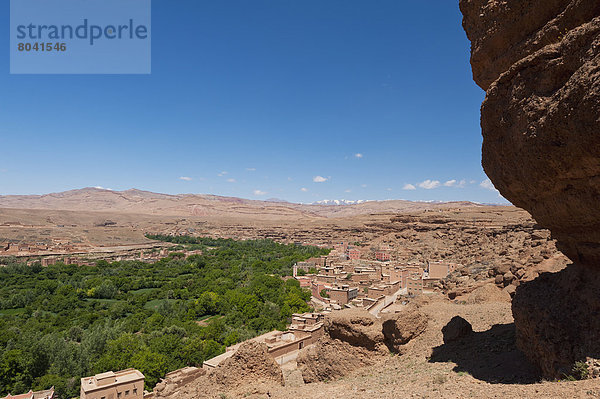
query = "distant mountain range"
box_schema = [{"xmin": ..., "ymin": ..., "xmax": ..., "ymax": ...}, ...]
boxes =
[
  {"xmin": 0, "ymin": 187, "xmax": 490, "ymax": 219},
  {"xmin": 312, "ymin": 199, "xmax": 369, "ymax": 205}
]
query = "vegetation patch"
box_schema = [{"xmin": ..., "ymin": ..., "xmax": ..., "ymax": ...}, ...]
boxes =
[{"xmin": 0, "ymin": 236, "xmax": 328, "ymax": 398}]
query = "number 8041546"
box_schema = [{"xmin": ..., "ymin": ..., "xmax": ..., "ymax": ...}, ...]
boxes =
[{"xmin": 18, "ymin": 42, "xmax": 67, "ymax": 52}]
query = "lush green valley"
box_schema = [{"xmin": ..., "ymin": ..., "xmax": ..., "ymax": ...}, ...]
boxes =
[{"xmin": 0, "ymin": 237, "xmax": 328, "ymax": 398}]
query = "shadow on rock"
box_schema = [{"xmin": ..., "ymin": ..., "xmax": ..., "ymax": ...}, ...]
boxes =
[{"xmin": 429, "ymin": 322, "xmax": 541, "ymax": 384}]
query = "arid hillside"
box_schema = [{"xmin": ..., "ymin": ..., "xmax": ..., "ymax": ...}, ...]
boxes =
[
  {"xmin": 0, "ymin": 188, "xmax": 528, "ymax": 252},
  {"xmin": 0, "ymin": 187, "xmax": 483, "ymax": 219}
]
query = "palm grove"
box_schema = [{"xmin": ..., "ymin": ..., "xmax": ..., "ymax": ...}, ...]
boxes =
[{"xmin": 0, "ymin": 236, "xmax": 328, "ymax": 398}]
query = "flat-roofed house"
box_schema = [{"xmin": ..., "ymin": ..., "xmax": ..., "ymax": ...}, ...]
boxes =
[
  {"xmin": 400, "ymin": 266, "xmax": 424, "ymax": 289},
  {"xmin": 80, "ymin": 369, "xmax": 145, "ymax": 399},
  {"xmin": 375, "ymin": 251, "xmax": 390, "ymax": 261},
  {"xmin": 407, "ymin": 275, "xmax": 424, "ymax": 296},
  {"xmin": 348, "ymin": 248, "xmax": 361, "ymax": 260},
  {"xmin": 329, "ymin": 285, "xmax": 359, "ymax": 305}
]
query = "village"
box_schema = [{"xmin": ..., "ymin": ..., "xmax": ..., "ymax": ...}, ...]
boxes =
[
  {"xmin": 194, "ymin": 242, "xmax": 458, "ymax": 372},
  {"xmin": 0, "ymin": 239, "xmax": 458, "ymax": 399},
  {"xmin": 295, "ymin": 241, "xmax": 457, "ymax": 310}
]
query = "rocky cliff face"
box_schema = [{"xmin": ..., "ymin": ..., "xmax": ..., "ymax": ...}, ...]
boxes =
[
  {"xmin": 460, "ymin": 0, "xmax": 600, "ymax": 378},
  {"xmin": 462, "ymin": 0, "xmax": 600, "ymax": 264}
]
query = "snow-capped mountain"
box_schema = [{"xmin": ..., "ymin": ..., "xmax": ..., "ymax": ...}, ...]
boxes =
[{"xmin": 312, "ymin": 199, "xmax": 370, "ymax": 205}]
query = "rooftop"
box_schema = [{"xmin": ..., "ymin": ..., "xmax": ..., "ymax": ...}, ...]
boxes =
[
  {"xmin": 81, "ymin": 369, "xmax": 144, "ymax": 393},
  {"xmin": 1, "ymin": 387, "xmax": 54, "ymax": 399}
]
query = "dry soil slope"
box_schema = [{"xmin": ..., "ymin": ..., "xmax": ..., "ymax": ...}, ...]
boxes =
[{"xmin": 0, "ymin": 188, "xmax": 490, "ymax": 219}]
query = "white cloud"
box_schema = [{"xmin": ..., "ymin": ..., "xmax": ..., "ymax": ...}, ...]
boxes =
[
  {"xmin": 301, "ymin": 187, "xmax": 308, "ymax": 192},
  {"xmin": 354, "ymin": 153, "xmax": 363, "ymax": 159},
  {"xmin": 226, "ymin": 178, "xmax": 236, "ymax": 183},
  {"xmin": 287, "ymin": 177, "xmax": 293, "ymax": 181},
  {"xmin": 313, "ymin": 176, "xmax": 328, "ymax": 183},
  {"xmin": 443, "ymin": 179, "xmax": 467, "ymax": 188},
  {"xmin": 386, "ymin": 188, "xmax": 392, "ymax": 191},
  {"xmin": 344, "ymin": 189, "xmax": 352, "ymax": 193},
  {"xmin": 418, "ymin": 179, "xmax": 441, "ymax": 190},
  {"xmin": 480, "ymin": 178, "xmax": 499, "ymax": 192},
  {"xmin": 443, "ymin": 179, "xmax": 457, "ymax": 187},
  {"xmin": 218, "ymin": 171, "xmax": 228, "ymax": 177},
  {"xmin": 179, "ymin": 176, "xmax": 193, "ymax": 181},
  {"xmin": 94, "ymin": 186, "xmax": 113, "ymax": 191},
  {"xmin": 361, "ymin": 184, "xmax": 367, "ymax": 188},
  {"xmin": 246, "ymin": 168, "xmax": 256, "ymax": 172},
  {"xmin": 253, "ymin": 189, "xmax": 267, "ymax": 196},
  {"xmin": 403, "ymin": 184, "xmax": 416, "ymax": 191}
]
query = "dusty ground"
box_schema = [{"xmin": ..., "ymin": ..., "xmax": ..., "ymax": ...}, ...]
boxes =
[{"xmin": 217, "ymin": 295, "xmax": 600, "ymax": 399}]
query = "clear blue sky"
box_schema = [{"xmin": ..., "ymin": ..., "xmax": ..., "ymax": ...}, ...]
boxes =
[{"xmin": 0, "ymin": 0, "xmax": 505, "ymax": 204}]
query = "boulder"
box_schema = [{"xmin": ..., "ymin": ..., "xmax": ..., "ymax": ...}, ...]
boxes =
[
  {"xmin": 324, "ymin": 308, "xmax": 385, "ymax": 351},
  {"xmin": 493, "ymin": 262, "xmax": 511, "ymax": 276},
  {"xmin": 503, "ymin": 271, "xmax": 515, "ymax": 286},
  {"xmin": 442, "ymin": 316, "xmax": 473, "ymax": 344},
  {"xmin": 381, "ymin": 306, "xmax": 428, "ymax": 352},
  {"xmin": 515, "ymin": 268, "xmax": 526, "ymax": 279},
  {"xmin": 297, "ymin": 336, "xmax": 379, "ymax": 383}
]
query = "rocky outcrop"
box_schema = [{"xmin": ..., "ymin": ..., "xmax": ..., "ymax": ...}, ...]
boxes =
[
  {"xmin": 461, "ymin": 0, "xmax": 600, "ymax": 91},
  {"xmin": 324, "ymin": 309, "xmax": 386, "ymax": 351},
  {"xmin": 381, "ymin": 306, "xmax": 429, "ymax": 351},
  {"xmin": 151, "ymin": 342, "xmax": 283, "ymax": 399},
  {"xmin": 297, "ymin": 309, "xmax": 388, "ymax": 383},
  {"xmin": 209, "ymin": 341, "xmax": 284, "ymax": 387},
  {"xmin": 296, "ymin": 335, "xmax": 382, "ymax": 383},
  {"xmin": 297, "ymin": 308, "xmax": 427, "ymax": 383},
  {"xmin": 460, "ymin": 0, "xmax": 600, "ymax": 378},
  {"xmin": 461, "ymin": 0, "xmax": 600, "ymax": 265}
]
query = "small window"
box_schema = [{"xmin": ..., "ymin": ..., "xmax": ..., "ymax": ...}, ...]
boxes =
[{"xmin": 126, "ymin": 390, "xmax": 130, "ymax": 396}]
